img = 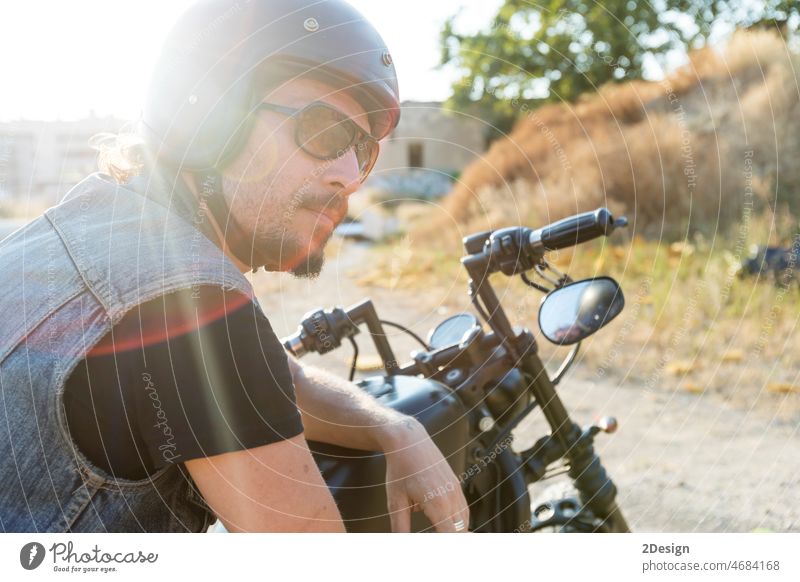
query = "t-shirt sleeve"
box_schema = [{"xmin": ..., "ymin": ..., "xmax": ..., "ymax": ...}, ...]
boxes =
[{"xmin": 123, "ymin": 286, "xmax": 304, "ymax": 467}]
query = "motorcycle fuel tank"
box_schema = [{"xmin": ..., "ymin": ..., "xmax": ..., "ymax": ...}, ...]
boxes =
[{"xmin": 308, "ymin": 374, "xmax": 469, "ymax": 532}]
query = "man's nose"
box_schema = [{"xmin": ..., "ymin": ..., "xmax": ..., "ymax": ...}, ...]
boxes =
[{"xmin": 322, "ymin": 147, "xmax": 361, "ymax": 196}]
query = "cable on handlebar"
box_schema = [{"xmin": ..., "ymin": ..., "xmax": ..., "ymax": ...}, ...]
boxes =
[
  {"xmin": 378, "ymin": 319, "xmax": 429, "ymax": 350},
  {"xmin": 343, "ymin": 320, "xmax": 427, "ymax": 381},
  {"xmin": 347, "ymin": 336, "xmax": 359, "ymax": 382},
  {"xmin": 520, "ymin": 272, "xmax": 551, "ymax": 293}
]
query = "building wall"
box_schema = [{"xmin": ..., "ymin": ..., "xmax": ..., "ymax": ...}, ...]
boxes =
[
  {"xmin": 371, "ymin": 101, "xmax": 485, "ymax": 177},
  {"xmin": 0, "ymin": 102, "xmax": 486, "ymax": 205},
  {"xmin": 0, "ymin": 115, "xmax": 126, "ymax": 204}
]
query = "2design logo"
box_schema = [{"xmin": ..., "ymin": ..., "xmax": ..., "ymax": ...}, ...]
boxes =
[{"xmin": 20, "ymin": 542, "xmax": 46, "ymax": 570}]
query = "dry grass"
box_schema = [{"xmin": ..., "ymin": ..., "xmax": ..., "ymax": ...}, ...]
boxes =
[
  {"xmin": 415, "ymin": 30, "xmax": 800, "ymax": 243},
  {"xmin": 555, "ymin": 229, "xmax": 800, "ymax": 420}
]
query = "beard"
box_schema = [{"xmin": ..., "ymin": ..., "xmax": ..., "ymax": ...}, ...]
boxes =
[
  {"xmin": 290, "ymin": 248, "xmax": 326, "ymax": 278},
  {"xmin": 221, "ymin": 171, "xmax": 345, "ymax": 277},
  {"xmin": 252, "ymin": 219, "xmax": 334, "ymax": 278},
  {"xmin": 254, "ymin": 192, "xmax": 345, "ymax": 278}
]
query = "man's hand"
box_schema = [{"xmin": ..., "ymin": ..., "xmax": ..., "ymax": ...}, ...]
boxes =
[
  {"xmin": 288, "ymin": 357, "xmax": 469, "ymax": 532},
  {"xmin": 383, "ymin": 419, "xmax": 469, "ymax": 533}
]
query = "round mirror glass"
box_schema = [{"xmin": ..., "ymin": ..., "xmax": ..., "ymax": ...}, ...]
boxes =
[
  {"xmin": 538, "ymin": 277, "xmax": 624, "ymax": 345},
  {"xmin": 427, "ymin": 313, "xmax": 479, "ymax": 349}
]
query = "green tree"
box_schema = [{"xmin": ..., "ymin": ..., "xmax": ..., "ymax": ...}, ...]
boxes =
[
  {"xmin": 683, "ymin": 0, "xmax": 799, "ymax": 38},
  {"xmin": 440, "ymin": 0, "xmax": 798, "ymax": 143}
]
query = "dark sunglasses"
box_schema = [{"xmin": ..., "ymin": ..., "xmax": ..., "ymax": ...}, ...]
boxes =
[{"xmin": 257, "ymin": 101, "xmax": 379, "ymax": 182}]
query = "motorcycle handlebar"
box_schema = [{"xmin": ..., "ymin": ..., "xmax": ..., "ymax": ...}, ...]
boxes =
[
  {"xmin": 463, "ymin": 208, "xmax": 628, "ymax": 276},
  {"xmin": 530, "ymin": 208, "xmax": 628, "ymax": 252},
  {"xmin": 286, "ymin": 209, "xmax": 629, "ymax": 357},
  {"xmin": 281, "ymin": 299, "xmax": 399, "ymax": 375},
  {"xmin": 282, "ymin": 305, "xmax": 355, "ymax": 359},
  {"xmin": 283, "ymin": 331, "xmax": 308, "ymax": 358}
]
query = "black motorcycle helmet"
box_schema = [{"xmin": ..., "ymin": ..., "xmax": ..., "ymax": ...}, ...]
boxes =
[
  {"xmin": 138, "ymin": 0, "xmax": 401, "ymax": 269},
  {"xmin": 141, "ymin": 0, "xmax": 400, "ymax": 170}
]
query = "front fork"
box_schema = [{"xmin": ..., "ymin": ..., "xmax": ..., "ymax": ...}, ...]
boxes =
[{"xmin": 519, "ymin": 349, "xmax": 630, "ymax": 532}]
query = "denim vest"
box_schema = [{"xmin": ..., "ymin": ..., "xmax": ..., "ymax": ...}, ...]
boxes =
[{"xmin": 0, "ymin": 172, "xmax": 254, "ymax": 532}]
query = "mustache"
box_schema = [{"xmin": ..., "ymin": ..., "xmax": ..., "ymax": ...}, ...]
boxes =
[{"xmin": 301, "ymin": 193, "xmax": 348, "ymax": 217}]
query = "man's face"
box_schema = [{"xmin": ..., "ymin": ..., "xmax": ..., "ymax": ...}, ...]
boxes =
[{"xmin": 220, "ymin": 77, "xmax": 370, "ymax": 277}]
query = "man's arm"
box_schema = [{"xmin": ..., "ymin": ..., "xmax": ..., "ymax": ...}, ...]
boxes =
[
  {"xmin": 185, "ymin": 434, "xmax": 346, "ymax": 532},
  {"xmin": 287, "ymin": 355, "xmax": 470, "ymax": 532},
  {"xmin": 286, "ymin": 354, "xmax": 415, "ymax": 450}
]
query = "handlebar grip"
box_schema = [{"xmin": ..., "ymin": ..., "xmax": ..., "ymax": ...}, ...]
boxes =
[
  {"xmin": 280, "ymin": 306, "xmax": 352, "ymax": 359},
  {"xmin": 280, "ymin": 299, "xmax": 397, "ymax": 375},
  {"xmin": 535, "ymin": 208, "xmax": 619, "ymax": 251},
  {"xmin": 283, "ymin": 332, "xmax": 307, "ymax": 358}
]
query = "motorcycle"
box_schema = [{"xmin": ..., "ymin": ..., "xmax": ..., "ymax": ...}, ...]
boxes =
[{"xmin": 283, "ymin": 208, "xmax": 631, "ymax": 533}]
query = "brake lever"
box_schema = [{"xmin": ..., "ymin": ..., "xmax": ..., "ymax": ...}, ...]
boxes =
[
  {"xmin": 520, "ymin": 256, "xmax": 575, "ymax": 294},
  {"xmin": 534, "ymin": 264, "xmax": 563, "ymax": 288},
  {"xmin": 544, "ymin": 261, "xmax": 572, "ymax": 288},
  {"xmin": 520, "ymin": 271, "xmax": 551, "ymax": 293}
]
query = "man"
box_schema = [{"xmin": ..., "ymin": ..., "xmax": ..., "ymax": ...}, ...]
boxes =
[{"xmin": 0, "ymin": 0, "xmax": 468, "ymax": 532}]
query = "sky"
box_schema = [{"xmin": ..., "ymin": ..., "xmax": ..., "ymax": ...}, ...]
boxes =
[{"xmin": 0, "ymin": 0, "xmax": 502, "ymax": 121}]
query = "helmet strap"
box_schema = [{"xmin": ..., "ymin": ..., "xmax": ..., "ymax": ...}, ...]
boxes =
[{"xmin": 192, "ymin": 169, "xmax": 270, "ymax": 273}]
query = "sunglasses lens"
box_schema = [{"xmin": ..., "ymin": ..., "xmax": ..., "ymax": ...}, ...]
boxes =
[
  {"xmin": 353, "ymin": 140, "xmax": 379, "ymax": 180},
  {"xmin": 296, "ymin": 104, "xmax": 379, "ymax": 181},
  {"xmin": 296, "ymin": 106, "xmax": 354, "ymax": 158}
]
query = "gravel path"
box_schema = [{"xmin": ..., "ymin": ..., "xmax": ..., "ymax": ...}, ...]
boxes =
[{"xmin": 253, "ymin": 241, "xmax": 800, "ymax": 533}]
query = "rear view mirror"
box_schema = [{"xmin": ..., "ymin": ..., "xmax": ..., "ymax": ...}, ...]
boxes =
[
  {"xmin": 538, "ymin": 277, "xmax": 624, "ymax": 345},
  {"xmin": 427, "ymin": 313, "xmax": 479, "ymax": 350}
]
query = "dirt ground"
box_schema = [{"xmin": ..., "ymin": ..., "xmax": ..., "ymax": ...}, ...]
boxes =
[{"xmin": 251, "ymin": 240, "xmax": 800, "ymax": 533}]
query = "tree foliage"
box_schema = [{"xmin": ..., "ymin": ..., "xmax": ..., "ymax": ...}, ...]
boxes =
[{"xmin": 440, "ymin": 0, "xmax": 799, "ymax": 142}]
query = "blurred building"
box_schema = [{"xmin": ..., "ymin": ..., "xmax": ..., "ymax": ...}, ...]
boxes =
[
  {"xmin": 0, "ymin": 113, "xmax": 126, "ymax": 205},
  {"xmin": 366, "ymin": 101, "xmax": 485, "ymax": 200},
  {"xmin": 0, "ymin": 101, "xmax": 486, "ymax": 207}
]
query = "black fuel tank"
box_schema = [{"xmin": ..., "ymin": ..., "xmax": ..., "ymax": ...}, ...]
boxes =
[{"xmin": 308, "ymin": 374, "xmax": 469, "ymax": 532}]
